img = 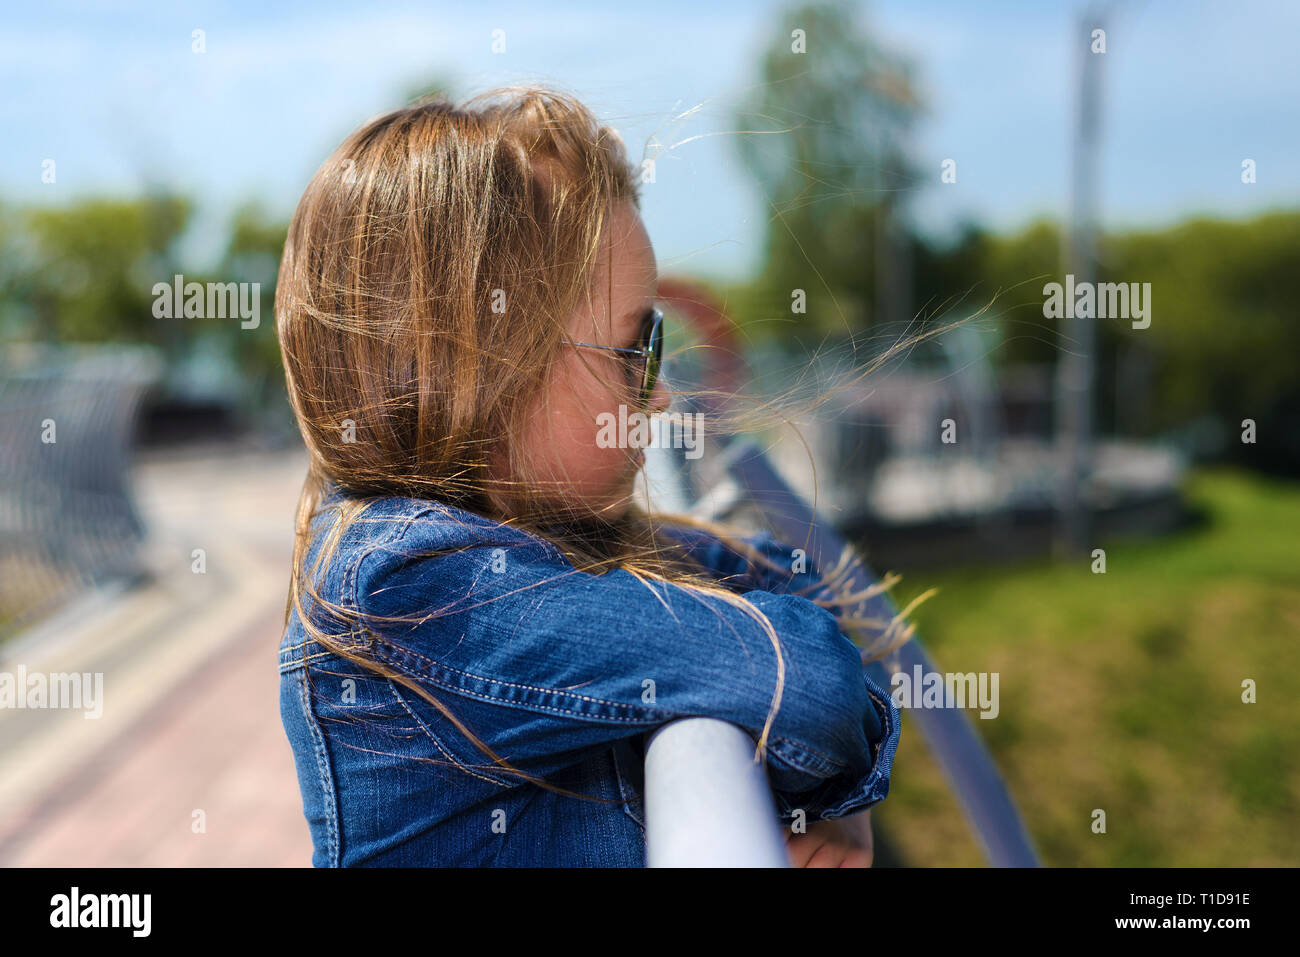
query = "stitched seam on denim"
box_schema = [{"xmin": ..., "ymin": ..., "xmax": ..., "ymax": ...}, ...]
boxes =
[
  {"xmin": 611, "ymin": 744, "xmax": 646, "ymax": 831},
  {"xmin": 294, "ymin": 644, "xmax": 844, "ymax": 776},
  {"xmin": 372, "ymin": 643, "xmax": 656, "ymax": 725},
  {"xmin": 766, "ymin": 737, "xmax": 846, "ymax": 776},
  {"xmin": 783, "ymin": 734, "xmax": 846, "ymax": 769},
  {"xmin": 295, "ymin": 664, "xmax": 341, "ymax": 867},
  {"xmin": 864, "ymin": 680, "xmax": 895, "ymax": 766},
  {"xmin": 387, "ymin": 680, "xmax": 514, "ymax": 789},
  {"xmin": 814, "ymin": 678, "xmax": 898, "ymax": 817},
  {"xmin": 373, "ymin": 641, "xmax": 848, "ymax": 773},
  {"xmin": 739, "ymin": 712, "xmax": 848, "ymax": 772},
  {"xmin": 290, "ymin": 506, "xmax": 418, "ymax": 658},
  {"xmin": 345, "ymin": 506, "xmax": 436, "ymax": 615},
  {"xmin": 281, "ymin": 635, "xmax": 379, "ymax": 668},
  {"xmin": 281, "ymin": 635, "xmax": 364, "ymax": 658},
  {"xmin": 373, "ymin": 638, "xmax": 656, "ymax": 715},
  {"xmin": 280, "ymin": 649, "xmax": 339, "ymax": 673}
]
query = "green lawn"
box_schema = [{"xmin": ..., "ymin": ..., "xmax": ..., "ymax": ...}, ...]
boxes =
[{"xmin": 870, "ymin": 469, "xmax": 1300, "ymax": 866}]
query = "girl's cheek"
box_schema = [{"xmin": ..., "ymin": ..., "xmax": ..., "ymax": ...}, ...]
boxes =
[
  {"xmin": 525, "ymin": 361, "xmax": 634, "ymax": 500},
  {"xmin": 573, "ymin": 414, "xmax": 639, "ymax": 499},
  {"xmin": 523, "ymin": 402, "xmax": 625, "ymax": 492},
  {"xmin": 564, "ymin": 430, "xmax": 629, "ymax": 493}
]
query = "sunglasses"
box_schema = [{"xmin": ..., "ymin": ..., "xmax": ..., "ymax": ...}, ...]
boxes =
[{"xmin": 561, "ymin": 306, "xmax": 664, "ymax": 409}]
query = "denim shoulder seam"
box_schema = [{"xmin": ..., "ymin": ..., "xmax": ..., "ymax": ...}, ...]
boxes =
[{"xmin": 344, "ymin": 505, "xmax": 440, "ymax": 614}]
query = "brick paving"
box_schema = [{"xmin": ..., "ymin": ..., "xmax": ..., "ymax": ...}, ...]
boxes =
[
  {"xmin": 3, "ymin": 604, "xmax": 310, "ymax": 867},
  {"xmin": 0, "ymin": 444, "xmax": 314, "ymax": 867}
]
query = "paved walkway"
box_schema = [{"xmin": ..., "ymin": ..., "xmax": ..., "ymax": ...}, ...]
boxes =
[{"xmin": 0, "ymin": 443, "xmax": 314, "ymax": 866}]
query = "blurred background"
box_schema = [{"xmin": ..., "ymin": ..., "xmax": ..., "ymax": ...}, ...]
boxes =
[{"xmin": 1, "ymin": 0, "xmax": 1296, "ymax": 866}]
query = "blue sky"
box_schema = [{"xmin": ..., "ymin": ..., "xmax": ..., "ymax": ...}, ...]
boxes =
[{"xmin": 4, "ymin": 0, "xmax": 1297, "ymax": 279}]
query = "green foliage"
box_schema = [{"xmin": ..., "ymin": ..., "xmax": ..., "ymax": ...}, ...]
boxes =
[
  {"xmin": 11, "ymin": 195, "xmax": 190, "ymax": 343},
  {"xmin": 877, "ymin": 469, "xmax": 1300, "ymax": 865},
  {"xmin": 1, "ymin": 194, "xmax": 290, "ymax": 417},
  {"xmin": 731, "ymin": 3, "xmax": 1299, "ymax": 471},
  {"xmin": 1108, "ymin": 212, "xmax": 1300, "ymax": 452},
  {"xmin": 916, "ymin": 211, "xmax": 1300, "ymax": 470},
  {"xmin": 734, "ymin": 0, "xmax": 922, "ymax": 341}
]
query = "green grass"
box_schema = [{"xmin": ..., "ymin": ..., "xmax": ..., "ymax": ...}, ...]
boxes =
[{"xmin": 870, "ymin": 469, "xmax": 1300, "ymax": 866}]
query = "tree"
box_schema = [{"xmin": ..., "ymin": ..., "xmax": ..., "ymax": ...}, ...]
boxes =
[
  {"xmin": 20, "ymin": 195, "xmax": 190, "ymax": 345},
  {"xmin": 733, "ymin": 0, "xmax": 923, "ymax": 342}
]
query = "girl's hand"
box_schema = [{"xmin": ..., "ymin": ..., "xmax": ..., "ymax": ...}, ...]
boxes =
[{"xmin": 783, "ymin": 809, "xmax": 874, "ymax": 868}]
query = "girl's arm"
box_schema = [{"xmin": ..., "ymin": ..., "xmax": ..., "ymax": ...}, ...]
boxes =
[
  {"xmin": 346, "ymin": 510, "xmax": 900, "ymax": 822},
  {"xmin": 656, "ymin": 523, "xmax": 849, "ymax": 616}
]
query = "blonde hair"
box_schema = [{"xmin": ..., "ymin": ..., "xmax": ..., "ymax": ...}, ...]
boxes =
[{"xmin": 275, "ymin": 85, "xmax": 922, "ymax": 802}]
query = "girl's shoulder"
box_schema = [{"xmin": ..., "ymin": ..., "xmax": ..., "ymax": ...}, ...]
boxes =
[
  {"xmin": 311, "ymin": 485, "xmax": 564, "ymax": 570},
  {"xmin": 656, "ymin": 523, "xmax": 795, "ymax": 587}
]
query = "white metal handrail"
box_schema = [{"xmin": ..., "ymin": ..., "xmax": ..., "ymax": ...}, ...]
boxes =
[{"xmin": 643, "ymin": 717, "xmax": 788, "ymax": 867}]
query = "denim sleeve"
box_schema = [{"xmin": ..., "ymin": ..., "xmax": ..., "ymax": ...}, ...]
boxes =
[
  {"xmin": 658, "ymin": 525, "xmax": 849, "ymax": 610},
  {"xmin": 350, "ymin": 516, "xmax": 898, "ymax": 820}
]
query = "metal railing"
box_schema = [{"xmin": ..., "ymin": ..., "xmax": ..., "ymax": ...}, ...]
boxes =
[
  {"xmin": 640, "ymin": 436, "xmax": 1041, "ymax": 867},
  {"xmin": 632, "ymin": 283, "xmax": 1040, "ymax": 867},
  {"xmin": 643, "ymin": 718, "xmax": 788, "ymax": 867},
  {"xmin": 721, "ymin": 440, "xmax": 1040, "ymax": 867}
]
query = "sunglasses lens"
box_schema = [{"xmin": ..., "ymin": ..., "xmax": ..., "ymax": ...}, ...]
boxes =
[{"xmin": 641, "ymin": 311, "xmax": 663, "ymax": 405}]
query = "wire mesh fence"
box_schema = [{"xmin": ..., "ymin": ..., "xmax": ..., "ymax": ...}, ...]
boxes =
[{"xmin": 0, "ymin": 344, "xmax": 160, "ymax": 640}]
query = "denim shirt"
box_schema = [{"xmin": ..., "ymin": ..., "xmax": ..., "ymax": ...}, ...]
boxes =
[{"xmin": 278, "ymin": 488, "xmax": 901, "ymax": 867}]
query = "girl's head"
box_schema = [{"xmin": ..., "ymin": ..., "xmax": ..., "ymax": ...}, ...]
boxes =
[
  {"xmin": 276, "ymin": 87, "xmax": 668, "ymax": 526},
  {"xmin": 276, "ymin": 81, "xmax": 925, "ymax": 623},
  {"xmin": 276, "ymin": 87, "xmax": 920, "ymax": 795}
]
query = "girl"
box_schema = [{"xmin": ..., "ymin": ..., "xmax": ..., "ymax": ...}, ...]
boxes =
[{"xmin": 275, "ymin": 86, "xmax": 904, "ymax": 867}]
